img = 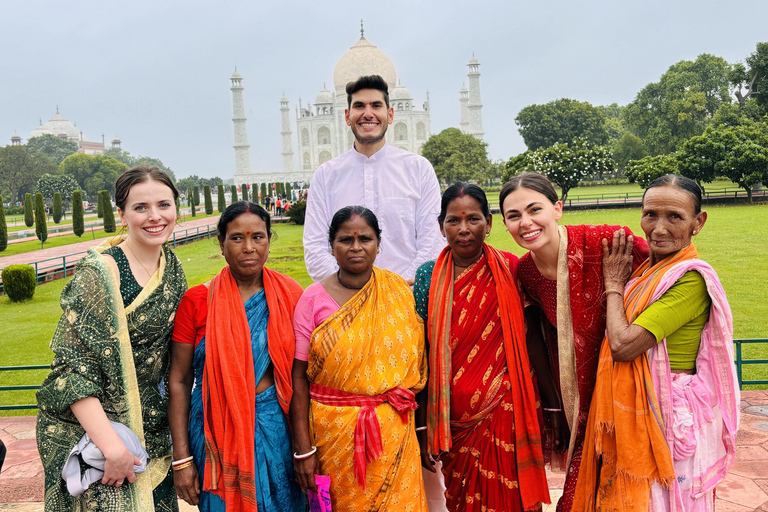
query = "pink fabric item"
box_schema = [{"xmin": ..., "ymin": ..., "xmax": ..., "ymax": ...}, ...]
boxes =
[
  {"xmin": 642, "ymin": 259, "xmax": 739, "ymax": 512},
  {"xmin": 292, "ymin": 282, "xmax": 340, "ymax": 361}
]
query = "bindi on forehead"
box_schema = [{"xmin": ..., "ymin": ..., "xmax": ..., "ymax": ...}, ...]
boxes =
[
  {"xmin": 461, "ymin": 211, "xmax": 465, "ymax": 215},
  {"xmin": 246, "ymin": 231, "xmax": 251, "ymax": 235}
]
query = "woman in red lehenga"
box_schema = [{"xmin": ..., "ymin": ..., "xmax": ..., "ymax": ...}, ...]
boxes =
[
  {"xmin": 499, "ymin": 173, "xmax": 648, "ymax": 512},
  {"xmin": 414, "ymin": 182, "xmax": 549, "ymax": 512}
]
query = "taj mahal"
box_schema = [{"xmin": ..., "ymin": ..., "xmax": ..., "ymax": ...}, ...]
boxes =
[{"xmin": 231, "ymin": 25, "xmax": 484, "ymax": 188}]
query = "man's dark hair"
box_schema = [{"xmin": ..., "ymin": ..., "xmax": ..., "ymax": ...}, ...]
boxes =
[{"xmin": 346, "ymin": 75, "xmax": 389, "ymax": 109}]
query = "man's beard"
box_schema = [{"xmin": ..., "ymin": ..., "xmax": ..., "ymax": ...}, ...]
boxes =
[{"xmin": 353, "ymin": 125, "xmax": 387, "ymax": 145}]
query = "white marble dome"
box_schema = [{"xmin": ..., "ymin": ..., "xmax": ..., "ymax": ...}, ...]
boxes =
[
  {"xmin": 389, "ymin": 83, "xmax": 412, "ymax": 101},
  {"xmin": 333, "ymin": 36, "xmax": 397, "ymax": 94},
  {"xmin": 315, "ymin": 87, "xmax": 333, "ymax": 105},
  {"xmin": 29, "ymin": 111, "xmax": 80, "ymax": 141}
]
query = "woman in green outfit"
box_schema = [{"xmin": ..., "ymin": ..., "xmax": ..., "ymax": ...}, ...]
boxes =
[{"xmin": 37, "ymin": 166, "xmax": 187, "ymax": 511}]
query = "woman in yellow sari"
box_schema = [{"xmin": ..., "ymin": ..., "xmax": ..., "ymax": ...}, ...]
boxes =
[{"xmin": 290, "ymin": 205, "xmax": 428, "ymax": 512}]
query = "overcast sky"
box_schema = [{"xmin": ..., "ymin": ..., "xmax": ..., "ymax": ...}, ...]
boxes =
[{"xmin": 2, "ymin": 0, "xmax": 766, "ymax": 179}]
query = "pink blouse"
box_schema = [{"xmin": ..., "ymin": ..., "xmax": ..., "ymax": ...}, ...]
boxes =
[{"xmin": 292, "ymin": 282, "xmax": 341, "ymax": 361}]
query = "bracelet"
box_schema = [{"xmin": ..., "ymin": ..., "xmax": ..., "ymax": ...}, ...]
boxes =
[
  {"xmin": 415, "ymin": 426, "xmax": 427, "ymax": 432},
  {"xmin": 172, "ymin": 456, "xmax": 194, "ymax": 466},
  {"xmin": 604, "ymin": 289, "xmax": 623, "ymax": 297},
  {"xmin": 543, "ymin": 408, "xmax": 562, "ymax": 413},
  {"xmin": 293, "ymin": 446, "xmax": 317, "ymax": 460},
  {"xmin": 172, "ymin": 461, "xmax": 194, "ymax": 471}
]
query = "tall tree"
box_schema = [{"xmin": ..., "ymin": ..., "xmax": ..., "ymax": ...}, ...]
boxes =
[
  {"xmin": 34, "ymin": 193, "xmax": 47, "ymax": 243},
  {"xmin": 0, "ymin": 145, "xmax": 51, "ymax": 203},
  {"xmin": 217, "ymin": 184, "xmax": 225, "ymax": 212},
  {"xmin": 503, "ymin": 151, "xmax": 535, "ymax": 182},
  {"xmin": 515, "ymin": 98, "xmax": 608, "ymax": 151},
  {"xmin": 612, "ymin": 133, "xmax": 648, "ymax": 170},
  {"xmin": 678, "ymin": 124, "xmax": 768, "ymax": 203},
  {"xmin": 24, "ymin": 193, "xmax": 33, "ymax": 227},
  {"xmin": 26, "ymin": 134, "xmax": 78, "ymax": 165},
  {"xmin": 52, "ymin": 192, "xmax": 62, "ymax": 223},
  {"xmin": 72, "ymin": 190, "xmax": 84, "ymax": 237},
  {"xmin": 133, "ymin": 156, "xmax": 176, "ymax": 182},
  {"xmin": 530, "ymin": 138, "xmax": 615, "ymax": 201},
  {"xmin": 0, "ymin": 194, "xmax": 7, "ymax": 252},
  {"xmin": 176, "ymin": 175, "xmax": 200, "ymax": 195},
  {"xmin": 422, "ymin": 127, "xmax": 490, "ymax": 182},
  {"xmin": 625, "ymin": 153, "xmax": 680, "ymax": 188},
  {"xmin": 730, "ymin": 42, "xmax": 768, "ymax": 112},
  {"xmin": 624, "ymin": 53, "xmax": 732, "ymax": 155},
  {"xmin": 60, "ymin": 153, "xmax": 126, "ymax": 200},
  {"xmin": 204, "ymin": 185, "xmax": 213, "ymax": 215},
  {"xmin": 36, "ymin": 174, "xmax": 80, "ymax": 202}
]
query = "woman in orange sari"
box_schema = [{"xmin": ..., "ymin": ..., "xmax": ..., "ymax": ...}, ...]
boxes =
[
  {"xmin": 573, "ymin": 175, "xmax": 739, "ymax": 511},
  {"xmin": 413, "ymin": 182, "xmax": 549, "ymax": 512},
  {"xmin": 290, "ymin": 206, "xmax": 428, "ymax": 511}
]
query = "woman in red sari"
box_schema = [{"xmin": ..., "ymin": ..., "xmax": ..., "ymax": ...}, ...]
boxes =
[
  {"xmin": 499, "ymin": 172, "xmax": 649, "ymax": 512},
  {"xmin": 414, "ymin": 182, "xmax": 549, "ymax": 512}
]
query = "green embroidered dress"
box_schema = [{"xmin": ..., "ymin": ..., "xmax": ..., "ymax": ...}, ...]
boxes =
[{"xmin": 37, "ymin": 237, "xmax": 187, "ymax": 511}]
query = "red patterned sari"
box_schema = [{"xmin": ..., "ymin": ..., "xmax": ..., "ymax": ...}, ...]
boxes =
[{"xmin": 426, "ymin": 245, "xmax": 548, "ymax": 512}]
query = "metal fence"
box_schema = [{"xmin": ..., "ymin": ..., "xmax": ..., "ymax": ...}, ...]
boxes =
[
  {"xmin": 2, "ymin": 339, "xmax": 765, "ymax": 411},
  {"xmin": 0, "ymin": 223, "xmax": 220, "ymax": 293}
]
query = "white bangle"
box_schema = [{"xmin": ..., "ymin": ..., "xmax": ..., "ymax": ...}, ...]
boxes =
[
  {"xmin": 293, "ymin": 446, "xmax": 317, "ymax": 460},
  {"xmin": 415, "ymin": 426, "xmax": 427, "ymax": 432},
  {"xmin": 172, "ymin": 456, "xmax": 194, "ymax": 466}
]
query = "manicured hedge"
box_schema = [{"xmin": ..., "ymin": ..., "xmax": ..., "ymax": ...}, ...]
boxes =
[
  {"xmin": 34, "ymin": 193, "xmax": 47, "ymax": 243},
  {"xmin": 2, "ymin": 264, "xmax": 36, "ymax": 302},
  {"xmin": 72, "ymin": 190, "xmax": 84, "ymax": 237}
]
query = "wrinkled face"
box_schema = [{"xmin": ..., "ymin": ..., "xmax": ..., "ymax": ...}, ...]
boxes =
[
  {"xmin": 345, "ymin": 89, "xmax": 394, "ymax": 146},
  {"xmin": 118, "ymin": 179, "xmax": 176, "ymax": 248},
  {"xmin": 219, "ymin": 213, "xmax": 270, "ymax": 279},
  {"xmin": 440, "ymin": 195, "xmax": 491, "ymax": 265},
  {"xmin": 641, "ymin": 186, "xmax": 706, "ymax": 262},
  {"xmin": 501, "ymin": 187, "xmax": 562, "ymax": 252},
  {"xmin": 331, "ymin": 215, "xmax": 379, "ymax": 274}
]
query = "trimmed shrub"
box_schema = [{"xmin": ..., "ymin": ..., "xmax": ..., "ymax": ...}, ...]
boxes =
[
  {"xmin": 97, "ymin": 192, "xmax": 104, "ymax": 218},
  {"xmin": 285, "ymin": 182, "xmax": 292, "ymax": 200},
  {"xmin": 252, "ymin": 183, "xmax": 258, "ymax": 203},
  {"xmin": 72, "ymin": 190, "xmax": 84, "ymax": 237},
  {"xmin": 286, "ymin": 200, "xmax": 307, "ymax": 225},
  {"xmin": 53, "ymin": 192, "xmax": 62, "ymax": 223},
  {"xmin": 2, "ymin": 264, "xmax": 36, "ymax": 302},
  {"xmin": 24, "ymin": 193, "xmax": 33, "ymax": 227},
  {"xmin": 34, "ymin": 193, "xmax": 48, "ymax": 243},
  {"xmin": 176, "ymin": 197, "xmax": 180, "ymax": 216},
  {"xmin": 192, "ymin": 185, "xmax": 200, "ymax": 206},
  {"xmin": 241, "ymin": 183, "xmax": 249, "ymax": 202},
  {"xmin": 260, "ymin": 183, "xmax": 267, "ymax": 204},
  {"xmin": 0, "ymin": 194, "xmax": 7, "ymax": 252},
  {"xmin": 101, "ymin": 191, "xmax": 116, "ymax": 233},
  {"xmin": 230, "ymin": 184, "xmax": 238, "ymax": 203},
  {"xmin": 204, "ymin": 185, "xmax": 213, "ymax": 215},
  {"xmin": 217, "ymin": 184, "xmax": 225, "ymax": 212}
]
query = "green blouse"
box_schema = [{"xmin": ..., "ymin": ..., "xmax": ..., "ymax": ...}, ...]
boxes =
[
  {"xmin": 103, "ymin": 245, "xmax": 143, "ymax": 306},
  {"xmin": 633, "ymin": 271, "xmax": 711, "ymax": 370}
]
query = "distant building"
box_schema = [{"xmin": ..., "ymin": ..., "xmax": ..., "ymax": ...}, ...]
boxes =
[
  {"xmin": 231, "ymin": 25, "xmax": 484, "ymax": 189},
  {"xmin": 21, "ymin": 108, "xmax": 116, "ymax": 155}
]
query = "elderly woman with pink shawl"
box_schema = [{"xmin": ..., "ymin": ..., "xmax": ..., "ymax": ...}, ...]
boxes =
[{"xmin": 573, "ymin": 175, "xmax": 740, "ymax": 512}]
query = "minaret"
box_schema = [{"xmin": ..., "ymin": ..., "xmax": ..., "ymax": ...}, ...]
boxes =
[
  {"xmin": 280, "ymin": 95, "xmax": 294, "ymax": 172},
  {"xmin": 467, "ymin": 55, "xmax": 484, "ymax": 140},
  {"xmin": 459, "ymin": 84, "xmax": 469, "ymax": 133},
  {"xmin": 11, "ymin": 131, "xmax": 21, "ymax": 145},
  {"xmin": 230, "ymin": 68, "xmax": 252, "ymax": 177}
]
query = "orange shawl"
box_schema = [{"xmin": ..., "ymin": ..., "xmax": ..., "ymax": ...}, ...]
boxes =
[
  {"xmin": 571, "ymin": 246, "xmax": 699, "ymax": 511},
  {"xmin": 427, "ymin": 244, "xmax": 549, "ymax": 511},
  {"xmin": 202, "ymin": 266, "xmax": 303, "ymax": 511}
]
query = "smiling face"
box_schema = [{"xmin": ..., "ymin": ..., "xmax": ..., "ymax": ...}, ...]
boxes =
[
  {"xmin": 641, "ymin": 186, "xmax": 706, "ymax": 265},
  {"xmin": 440, "ymin": 195, "xmax": 491, "ymax": 266},
  {"xmin": 501, "ymin": 187, "xmax": 562, "ymax": 252},
  {"xmin": 345, "ymin": 88, "xmax": 394, "ymax": 146},
  {"xmin": 118, "ymin": 179, "xmax": 176, "ymax": 249},
  {"xmin": 330, "ymin": 215, "xmax": 380, "ymax": 275},
  {"xmin": 219, "ymin": 212, "xmax": 271, "ymax": 281}
]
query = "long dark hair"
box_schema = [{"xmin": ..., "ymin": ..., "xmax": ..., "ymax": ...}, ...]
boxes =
[
  {"xmin": 499, "ymin": 172, "xmax": 559, "ymax": 210},
  {"xmin": 644, "ymin": 174, "xmax": 703, "ymax": 214},
  {"xmin": 217, "ymin": 201, "xmax": 271, "ymax": 241},
  {"xmin": 328, "ymin": 206, "xmax": 382, "ymax": 245},
  {"xmin": 438, "ymin": 182, "xmax": 490, "ymax": 225}
]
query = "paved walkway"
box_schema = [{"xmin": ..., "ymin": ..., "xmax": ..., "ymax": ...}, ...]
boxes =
[{"xmin": 0, "ymin": 391, "xmax": 765, "ymax": 510}]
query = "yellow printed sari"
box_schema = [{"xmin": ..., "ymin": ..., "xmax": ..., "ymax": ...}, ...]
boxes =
[{"xmin": 307, "ymin": 267, "xmax": 428, "ymax": 512}]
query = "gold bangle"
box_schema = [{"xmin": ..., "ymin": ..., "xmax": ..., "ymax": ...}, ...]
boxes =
[
  {"xmin": 172, "ymin": 461, "xmax": 194, "ymax": 471},
  {"xmin": 604, "ymin": 289, "xmax": 623, "ymax": 297}
]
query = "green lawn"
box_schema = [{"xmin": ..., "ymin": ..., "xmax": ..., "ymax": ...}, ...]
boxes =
[{"xmin": 1, "ymin": 206, "xmax": 766, "ymax": 413}]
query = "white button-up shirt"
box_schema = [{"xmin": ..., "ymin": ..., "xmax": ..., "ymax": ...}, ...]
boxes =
[{"xmin": 303, "ymin": 142, "xmax": 444, "ymax": 282}]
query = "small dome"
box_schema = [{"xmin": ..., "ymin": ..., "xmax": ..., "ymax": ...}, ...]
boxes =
[
  {"xmin": 468, "ymin": 55, "xmax": 479, "ymax": 65},
  {"xmin": 315, "ymin": 88, "xmax": 333, "ymax": 105},
  {"xmin": 333, "ymin": 36, "xmax": 397, "ymax": 94},
  {"xmin": 389, "ymin": 83, "xmax": 411, "ymax": 101},
  {"xmin": 30, "ymin": 111, "xmax": 80, "ymax": 141},
  {"xmin": 231, "ymin": 69, "xmax": 242, "ymax": 79}
]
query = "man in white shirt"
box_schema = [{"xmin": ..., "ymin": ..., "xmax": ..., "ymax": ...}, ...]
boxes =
[{"xmin": 303, "ymin": 75, "xmax": 444, "ymax": 284}]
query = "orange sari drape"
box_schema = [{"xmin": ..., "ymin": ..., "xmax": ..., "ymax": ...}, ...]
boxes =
[
  {"xmin": 307, "ymin": 267, "xmax": 428, "ymax": 512},
  {"xmin": 427, "ymin": 245, "xmax": 549, "ymax": 512},
  {"xmin": 202, "ymin": 266, "xmax": 303, "ymax": 511},
  {"xmin": 570, "ymin": 247, "xmax": 701, "ymax": 511}
]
